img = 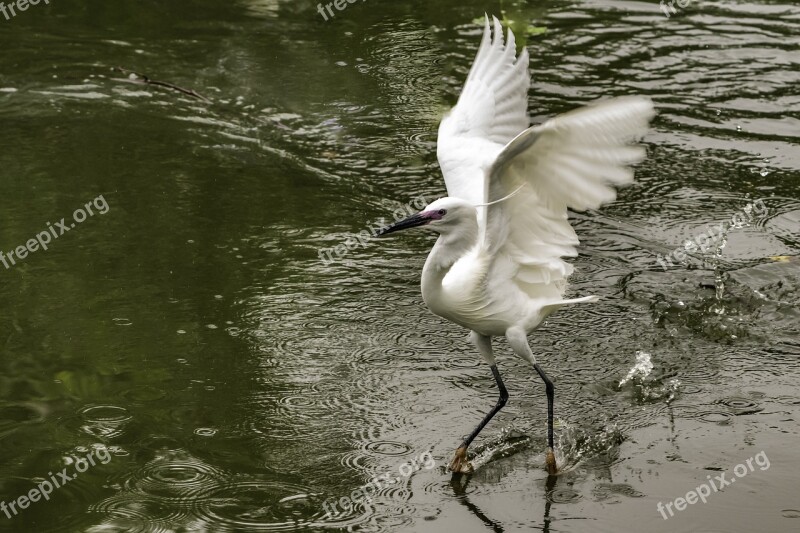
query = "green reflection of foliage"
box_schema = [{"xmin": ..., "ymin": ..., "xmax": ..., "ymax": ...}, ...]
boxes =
[{"xmin": 472, "ymin": 1, "xmax": 548, "ymax": 50}]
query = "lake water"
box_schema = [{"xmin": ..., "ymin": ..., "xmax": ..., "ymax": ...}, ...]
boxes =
[{"xmin": 0, "ymin": 1, "xmax": 798, "ymax": 532}]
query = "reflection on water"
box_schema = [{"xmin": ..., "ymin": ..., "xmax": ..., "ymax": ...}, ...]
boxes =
[{"xmin": 0, "ymin": 0, "xmax": 798, "ymax": 532}]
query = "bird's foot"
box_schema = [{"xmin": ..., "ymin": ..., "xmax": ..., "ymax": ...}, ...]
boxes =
[
  {"xmin": 448, "ymin": 446, "xmax": 474, "ymax": 474},
  {"xmin": 545, "ymin": 447, "xmax": 557, "ymax": 475}
]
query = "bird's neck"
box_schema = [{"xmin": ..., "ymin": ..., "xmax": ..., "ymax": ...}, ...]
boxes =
[{"xmin": 421, "ymin": 222, "xmax": 479, "ymax": 295}]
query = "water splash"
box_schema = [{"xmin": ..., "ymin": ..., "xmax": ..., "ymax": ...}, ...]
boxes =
[
  {"xmin": 618, "ymin": 352, "xmax": 681, "ymax": 404},
  {"xmin": 466, "ymin": 426, "xmax": 531, "ymax": 470},
  {"xmin": 461, "ymin": 420, "xmax": 627, "ymax": 474},
  {"xmin": 710, "ymin": 226, "xmax": 730, "ymax": 314},
  {"xmin": 619, "ymin": 351, "xmax": 653, "ymax": 387},
  {"xmin": 552, "ymin": 420, "xmax": 625, "ymax": 471}
]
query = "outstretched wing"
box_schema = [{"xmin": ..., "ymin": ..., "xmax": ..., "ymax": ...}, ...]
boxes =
[
  {"xmin": 485, "ymin": 97, "xmax": 656, "ymax": 286},
  {"xmin": 437, "ymin": 16, "xmax": 530, "ymax": 223}
]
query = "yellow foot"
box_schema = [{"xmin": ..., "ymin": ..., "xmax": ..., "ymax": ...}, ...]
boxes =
[
  {"xmin": 448, "ymin": 446, "xmax": 474, "ymax": 474},
  {"xmin": 545, "ymin": 447, "xmax": 557, "ymax": 475}
]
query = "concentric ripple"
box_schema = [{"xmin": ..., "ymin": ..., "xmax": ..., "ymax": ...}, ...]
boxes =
[
  {"xmin": 78, "ymin": 404, "xmax": 133, "ymax": 439},
  {"xmin": 546, "ymin": 488, "xmax": 582, "ymax": 504},
  {"xmin": 111, "ymin": 448, "xmax": 228, "ymax": 506},
  {"xmin": 717, "ymin": 396, "xmax": 764, "ymax": 416},
  {"xmin": 198, "ymin": 480, "xmax": 328, "ymax": 531},
  {"xmin": 91, "ymin": 449, "xmax": 229, "ymax": 530},
  {"xmin": 363, "ymin": 441, "xmax": 413, "ymax": 457},
  {"xmin": 88, "ymin": 496, "xmax": 183, "ymax": 533}
]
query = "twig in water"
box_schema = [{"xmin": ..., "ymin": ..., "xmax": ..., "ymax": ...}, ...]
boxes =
[{"xmin": 111, "ymin": 67, "xmax": 212, "ymax": 103}]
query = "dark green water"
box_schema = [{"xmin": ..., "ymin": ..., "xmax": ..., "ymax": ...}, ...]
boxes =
[{"xmin": 0, "ymin": 1, "xmax": 798, "ymax": 531}]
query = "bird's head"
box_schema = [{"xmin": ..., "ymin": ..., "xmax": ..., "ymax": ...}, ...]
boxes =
[{"xmin": 377, "ymin": 197, "xmax": 477, "ymax": 236}]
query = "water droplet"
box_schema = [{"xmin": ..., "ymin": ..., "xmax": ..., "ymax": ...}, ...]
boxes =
[
  {"xmin": 665, "ymin": 379, "xmax": 681, "ymax": 404},
  {"xmin": 713, "ymin": 267, "xmax": 729, "ymax": 308}
]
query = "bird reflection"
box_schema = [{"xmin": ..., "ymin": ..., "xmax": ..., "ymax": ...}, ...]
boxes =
[{"xmin": 449, "ymin": 471, "xmax": 559, "ymax": 532}]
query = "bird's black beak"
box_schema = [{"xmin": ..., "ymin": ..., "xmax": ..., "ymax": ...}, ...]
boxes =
[{"xmin": 377, "ymin": 212, "xmax": 430, "ymax": 236}]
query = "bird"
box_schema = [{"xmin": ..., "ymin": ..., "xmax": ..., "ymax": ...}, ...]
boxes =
[{"xmin": 378, "ymin": 15, "xmax": 655, "ymax": 475}]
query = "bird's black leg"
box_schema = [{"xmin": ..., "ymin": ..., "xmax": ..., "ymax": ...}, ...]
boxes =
[
  {"xmin": 449, "ymin": 364, "xmax": 508, "ymax": 473},
  {"xmin": 462, "ymin": 365, "xmax": 509, "ymax": 448},
  {"xmin": 533, "ymin": 363, "xmax": 557, "ymax": 475}
]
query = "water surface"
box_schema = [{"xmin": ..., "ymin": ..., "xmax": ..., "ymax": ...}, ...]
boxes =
[{"xmin": 0, "ymin": 1, "xmax": 798, "ymax": 532}]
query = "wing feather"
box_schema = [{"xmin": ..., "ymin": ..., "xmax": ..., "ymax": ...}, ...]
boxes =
[
  {"xmin": 437, "ymin": 15, "xmax": 530, "ymax": 217},
  {"xmin": 485, "ymin": 97, "xmax": 656, "ymax": 287}
]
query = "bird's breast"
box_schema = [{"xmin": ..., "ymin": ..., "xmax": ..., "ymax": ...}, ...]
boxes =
[{"xmin": 421, "ymin": 251, "xmax": 509, "ymax": 335}]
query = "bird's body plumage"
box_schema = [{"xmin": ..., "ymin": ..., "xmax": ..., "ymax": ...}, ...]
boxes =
[
  {"xmin": 420, "ymin": 223, "xmax": 570, "ymax": 337},
  {"xmin": 379, "ymin": 15, "xmax": 654, "ymax": 473}
]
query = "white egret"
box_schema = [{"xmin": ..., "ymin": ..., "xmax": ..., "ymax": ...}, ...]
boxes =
[{"xmin": 379, "ymin": 16, "xmax": 654, "ymax": 474}]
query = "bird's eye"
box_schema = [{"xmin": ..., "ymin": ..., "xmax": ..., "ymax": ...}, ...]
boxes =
[{"xmin": 437, "ymin": 209, "xmax": 446, "ymax": 216}]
